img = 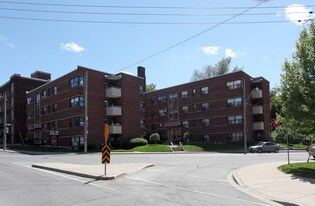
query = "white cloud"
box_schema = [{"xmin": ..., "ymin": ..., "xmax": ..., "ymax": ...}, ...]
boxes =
[
  {"xmin": 60, "ymin": 42, "xmax": 84, "ymax": 53},
  {"xmin": 285, "ymin": 4, "xmax": 313, "ymax": 25},
  {"xmin": 225, "ymin": 48, "xmax": 237, "ymax": 58},
  {"xmin": 0, "ymin": 36, "xmax": 15, "ymax": 48},
  {"xmin": 201, "ymin": 46, "xmax": 220, "ymax": 56}
]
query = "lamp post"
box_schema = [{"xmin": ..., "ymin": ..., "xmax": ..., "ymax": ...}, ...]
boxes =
[
  {"xmin": 0, "ymin": 93, "xmax": 7, "ymax": 151},
  {"xmin": 243, "ymin": 83, "xmax": 259, "ymax": 155}
]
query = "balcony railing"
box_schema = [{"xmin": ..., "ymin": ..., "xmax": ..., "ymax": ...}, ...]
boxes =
[
  {"xmin": 109, "ymin": 124, "xmax": 122, "ymax": 134},
  {"xmin": 106, "ymin": 106, "xmax": 122, "ymax": 116},
  {"xmin": 253, "ymin": 122, "xmax": 264, "ymax": 130},
  {"xmin": 252, "ymin": 105, "xmax": 263, "ymax": 114},
  {"xmin": 106, "ymin": 87, "xmax": 121, "ymax": 98},
  {"xmin": 252, "ymin": 89, "xmax": 263, "ymax": 99}
]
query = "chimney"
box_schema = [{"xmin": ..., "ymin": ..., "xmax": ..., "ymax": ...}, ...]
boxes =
[{"xmin": 31, "ymin": 71, "xmax": 51, "ymax": 81}]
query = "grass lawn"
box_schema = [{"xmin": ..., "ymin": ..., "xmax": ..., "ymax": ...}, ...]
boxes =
[
  {"xmin": 181, "ymin": 143, "xmax": 244, "ymax": 151},
  {"xmin": 278, "ymin": 162, "xmax": 315, "ymax": 179},
  {"xmin": 112, "ymin": 144, "xmax": 172, "ymax": 152},
  {"xmin": 279, "ymin": 143, "xmax": 307, "ymax": 150}
]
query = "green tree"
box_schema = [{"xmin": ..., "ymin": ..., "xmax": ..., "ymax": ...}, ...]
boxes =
[
  {"xmin": 191, "ymin": 57, "xmax": 242, "ymax": 81},
  {"xmin": 183, "ymin": 132, "xmax": 193, "ymax": 143},
  {"xmin": 149, "ymin": 133, "xmax": 160, "ymax": 144},
  {"xmin": 146, "ymin": 83, "xmax": 157, "ymax": 92},
  {"xmin": 279, "ymin": 21, "xmax": 315, "ymax": 136},
  {"xmin": 270, "ymin": 86, "xmax": 282, "ymax": 120}
]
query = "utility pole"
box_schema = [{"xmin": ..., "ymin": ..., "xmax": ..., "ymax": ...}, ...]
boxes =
[
  {"xmin": 3, "ymin": 92, "xmax": 7, "ymax": 151},
  {"xmin": 84, "ymin": 71, "xmax": 88, "ymax": 154},
  {"xmin": 243, "ymin": 79, "xmax": 247, "ymax": 155}
]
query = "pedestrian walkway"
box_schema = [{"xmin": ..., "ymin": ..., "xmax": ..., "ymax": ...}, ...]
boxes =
[{"xmin": 230, "ymin": 162, "xmax": 315, "ymax": 206}]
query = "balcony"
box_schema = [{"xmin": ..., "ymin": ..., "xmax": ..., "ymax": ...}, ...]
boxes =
[
  {"xmin": 252, "ymin": 89, "xmax": 263, "ymax": 99},
  {"xmin": 109, "ymin": 124, "xmax": 122, "ymax": 134},
  {"xmin": 34, "ymin": 124, "xmax": 42, "ymax": 129},
  {"xmin": 106, "ymin": 87, "xmax": 121, "ymax": 98},
  {"xmin": 252, "ymin": 105, "xmax": 263, "ymax": 114},
  {"xmin": 106, "ymin": 106, "xmax": 122, "ymax": 116},
  {"xmin": 253, "ymin": 122, "xmax": 264, "ymax": 130}
]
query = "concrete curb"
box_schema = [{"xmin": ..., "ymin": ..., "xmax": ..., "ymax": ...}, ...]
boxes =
[
  {"xmin": 31, "ymin": 164, "xmax": 115, "ymax": 180},
  {"xmin": 32, "ymin": 163, "xmax": 154, "ymax": 180}
]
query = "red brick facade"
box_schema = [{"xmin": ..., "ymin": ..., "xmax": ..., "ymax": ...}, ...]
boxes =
[
  {"xmin": 144, "ymin": 71, "xmax": 270, "ymax": 144},
  {"xmin": 25, "ymin": 66, "xmax": 145, "ymax": 148}
]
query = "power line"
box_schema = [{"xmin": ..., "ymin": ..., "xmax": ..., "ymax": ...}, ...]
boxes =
[
  {"xmin": 0, "ymin": 0, "xmax": 314, "ymax": 10},
  {"xmin": 0, "ymin": 7, "xmax": 313, "ymax": 17},
  {"xmin": 0, "ymin": 15, "xmax": 297, "ymax": 25},
  {"xmin": 119, "ymin": 1, "xmax": 268, "ymax": 72}
]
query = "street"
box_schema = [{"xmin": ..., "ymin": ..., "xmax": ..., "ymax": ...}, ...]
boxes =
[{"xmin": 0, "ymin": 150, "xmax": 309, "ymax": 206}]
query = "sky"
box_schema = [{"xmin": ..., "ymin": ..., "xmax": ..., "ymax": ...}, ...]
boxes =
[{"xmin": 0, "ymin": 0, "xmax": 314, "ymax": 90}]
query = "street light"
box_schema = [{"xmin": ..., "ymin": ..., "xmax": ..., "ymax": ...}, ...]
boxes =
[
  {"xmin": 0, "ymin": 94, "xmax": 7, "ymax": 151},
  {"xmin": 243, "ymin": 84, "xmax": 259, "ymax": 155},
  {"xmin": 80, "ymin": 71, "xmax": 88, "ymax": 153}
]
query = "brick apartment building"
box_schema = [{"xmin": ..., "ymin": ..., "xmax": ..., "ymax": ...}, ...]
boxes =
[
  {"xmin": 0, "ymin": 71, "xmax": 50, "ymax": 145},
  {"xmin": 25, "ymin": 66, "xmax": 146, "ymax": 148},
  {"xmin": 144, "ymin": 71, "xmax": 270, "ymax": 144},
  {"xmin": 2, "ymin": 65, "xmax": 270, "ymax": 149}
]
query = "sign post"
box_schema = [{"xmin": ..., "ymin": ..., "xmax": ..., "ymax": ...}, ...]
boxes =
[
  {"xmin": 102, "ymin": 123, "xmax": 110, "ymax": 175},
  {"xmin": 101, "ymin": 143, "xmax": 110, "ymax": 175}
]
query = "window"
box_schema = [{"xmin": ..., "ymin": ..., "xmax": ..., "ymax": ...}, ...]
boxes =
[
  {"xmin": 201, "ymin": 87, "xmax": 208, "ymax": 95},
  {"xmin": 201, "ymin": 103, "xmax": 209, "ymax": 111},
  {"xmin": 192, "ymin": 89, "xmax": 196, "ymax": 97},
  {"xmin": 158, "ymin": 96, "xmax": 167, "ymax": 103},
  {"xmin": 70, "ymin": 96, "xmax": 84, "ymax": 107},
  {"xmin": 182, "ymin": 121, "xmax": 189, "ymax": 128},
  {"xmin": 42, "ymin": 90, "xmax": 47, "ymax": 99},
  {"xmin": 53, "ymin": 85, "xmax": 58, "ymax": 95},
  {"xmin": 158, "ymin": 109, "xmax": 167, "ymax": 116},
  {"xmin": 41, "ymin": 106, "xmax": 47, "ymax": 115},
  {"xmin": 70, "ymin": 116, "xmax": 85, "ymax": 127},
  {"xmin": 27, "ymin": 97, "xmax": 32, "ymax": 104},
  {"xmin": 202, "ymin": 118, "xmax": 210, "ymax": 127},
  {"xmin": 151, "ymin": 98, "xmax": 154, "ymax": 104},
  {"xmin": 151, "ymin": 111, "xmax": 154, "ymax": 117},
  {"xmin": 169, "ymin": 93, "xmax": 178, "ymax": 99},
  {"xmin": 140, "ymin": 101, "xmax": 145, "ymax": 111},
  {"xmin": 140, "ymin": 85, "xmax": 145, "ymax": 93},
  {"xmin": 151, "ymin": 124, "xmax": 155, "ymax": 130},
  {"xmin": 193, "ymin": 104, "xmax": 197, "ymax": 112},
  {"xmin": 52, "ymin": 103, "xmax": 57, "ymax": 112},
  {"xmin": 228, "ymin": 115, "xmax": 243, "ymax": 124},
  {"xmin": 169, "ymin": 113, "xmax": 178, "ymax": 121},
  {"xmin": 52, "ymin": 121, "xmax": 58, "ymax": 129},
  {"xmin": 36, "ymin": 93, "xmax": 40, "ymax": 103},
  {"xmin": 181, "ymin": 106, "xmax": 188, "ymax": 113},
  {"xmin": 228, "ymin": 132, "xmax": 244, "ymax": 142},
  {"xmin": 26, "ymin": 111, "xmax": 32, "ymax": 119},
  {"xmin": 140, "ymin": 119, "xmax": 145, "ymax": 128},
  {"xmin": 227, "ymin": 80, "xmax": 243, "ymax": 90},
  {"xmin": 203, "ymin": 134, "xmax": 210, "ymax": 143},
  {"xmin": 181, "ymin": 91, "xmax": 188, "ymax": 98},
  {"xmin": 71, "ymin": 136, "xmax": 84, "ymax": 147},
  {"xmin": 227, "ymin": 97, "xmax": 243, "ymax": 107},
  {"xmin": 70, "ymin": 76, "xmax": 84, "ymax": 88}
]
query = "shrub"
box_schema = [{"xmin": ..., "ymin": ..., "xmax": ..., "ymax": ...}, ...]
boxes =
[
  {"xmin": 129, "ymin": 137, "xmax": 148, "ymax": 147},
  {"xmin": 149, "ymin": 133, "xmax": 160, "ymax": 144},
  {"xmin": 183, "ymin": 132, "xmax": 193, "ymax": 143}
]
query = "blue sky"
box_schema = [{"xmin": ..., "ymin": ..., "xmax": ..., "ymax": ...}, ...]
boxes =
[{"xmin": 0, "ymin": 0, "xmax": 314, "ymax": 89}]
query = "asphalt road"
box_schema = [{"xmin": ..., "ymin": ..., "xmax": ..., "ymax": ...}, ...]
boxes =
[{"xmin": 0, "ymin": 150, "xmax": 309, "ymax": 206}]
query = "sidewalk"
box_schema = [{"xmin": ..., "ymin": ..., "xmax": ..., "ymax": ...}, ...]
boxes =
[
  {"xmin": 230, "ymin": 162, "xmax": 315, "ymax": 206},
  {"xmin": 32, "ymin": 162, "xmax": 154, "ymax": 180}
]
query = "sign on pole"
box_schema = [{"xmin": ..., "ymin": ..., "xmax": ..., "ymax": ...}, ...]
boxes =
[
  {"xmin": 102, "ymin": 143, "xmax": 110, "ymax": 164},
  {"xmin": 104, "ymin": 123, "xmax": 109, "ymax": 140},
  {"xmin": 101, "ymin": 143, "xmax": 110, "ymax": 175},
  {"xmin": 271, "ymin": 118, "xmax": 281, "ymax": 128}
]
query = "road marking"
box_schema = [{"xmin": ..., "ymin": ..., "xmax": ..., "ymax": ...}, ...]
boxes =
[
  {"xmin": 125, "ymin": 176, "xmax": 270, "ymax": 206},
  {"xmin": 13, "ymin": 162, "xmax": 117, "ymax": 191},
  {"xmin": 148, "ymin": 168, "xmax": 227, "ymax": 182}
]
